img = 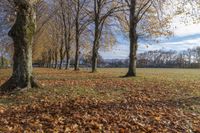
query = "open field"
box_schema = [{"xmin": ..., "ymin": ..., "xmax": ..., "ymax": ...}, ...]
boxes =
[{"xmin": 0, "ymin": 68, "xmax": 200, "ymax": 132}]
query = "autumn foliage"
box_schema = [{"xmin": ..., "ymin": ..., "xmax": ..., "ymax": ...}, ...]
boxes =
[{"xmin": 0, "ymin": 68, "xmax": 200, "ymax": 132}]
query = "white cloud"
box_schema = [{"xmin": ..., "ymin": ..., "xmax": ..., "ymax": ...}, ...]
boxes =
[
  {"xmin": 172, "ymin": 15, "xmax": 200, "ymax": 37},
  {"xmin": 101, "ymin": 22, "xmax": 200, "ymax": 59},
  {"xmin": 100, "ymin": 44, "xmax": 129, "ymax": 59},
  {"xmin": 100, "ymin": 6, "xmax": 200, "ymax": 59}
]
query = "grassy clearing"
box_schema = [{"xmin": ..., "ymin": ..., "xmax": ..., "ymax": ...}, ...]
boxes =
[
  {"xmin": 1, "ymin": 68, "xmax": 200, "ymax": 110},
  {"xmin": 1, "ymin": 68, "xmax": 200, "ymax": 111},
  {"xmin": 0, "ymin": 68, "xmax": 200, "ymax": 132}
]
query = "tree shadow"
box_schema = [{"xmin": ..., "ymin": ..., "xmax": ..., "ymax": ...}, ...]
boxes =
[
  {"xmin": 1, "ymin": 95, "xmax": 200, "ymax": 132},
  {"xmin": 154, "ymin": 96, "xmax": 200, "ymax": 109}
]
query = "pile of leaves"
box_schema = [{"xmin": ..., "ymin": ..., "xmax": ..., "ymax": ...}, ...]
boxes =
[{"xmin": 0, "ymin": 68, "xmax": 200, "ymax": 132}]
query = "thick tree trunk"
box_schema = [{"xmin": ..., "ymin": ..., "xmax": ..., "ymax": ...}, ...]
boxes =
[
  {"xmin": 126, "ymin": 0, "xmax": 137, "ymax": 77},
  {"xmin": 1, "ymin": 0, "xmax": 39, "ymax": 92}
]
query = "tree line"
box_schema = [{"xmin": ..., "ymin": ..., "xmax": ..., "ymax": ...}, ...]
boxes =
[{"xmin": 137, "ymin": 47, "xmax": 200, "ymax": 68}]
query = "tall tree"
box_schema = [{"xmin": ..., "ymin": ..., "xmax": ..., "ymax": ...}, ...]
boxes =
[
  {"xmin": 74, "ymin": 0, "xmax": 81, "ymax": 71},
  {"xmin": 127, "ymin": 0, "xmax": 138, "ymax": 76},
  {"xmin": 73, "ymin": 0, "xmax": 91, "ymax": 71},
  {"xmin": 65, "ymin": 1, "xmax": 74, "ymax": 70},
  {"xmin": 91, "ymin": 0, "xmax": 122, "ymax": 72},
  {"xmin": 60, "ymin": 0, "xmax": 71, "ymax": 69},
  {"xmin": 119, "ymin": 0, "xmax": 172, "ymax": 76},
  {"xmin": 0, "ymin": 0, "xmax": 39, "ymax": 92}
]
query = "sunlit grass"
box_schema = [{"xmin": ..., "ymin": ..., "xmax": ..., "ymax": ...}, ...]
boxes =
[{"xmin": 0, "ymin": 68, "xmax": 200, "ymax": 113}]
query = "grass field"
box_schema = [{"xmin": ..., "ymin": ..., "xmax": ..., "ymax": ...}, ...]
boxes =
[{"xmin": 0, "ymin": 68, "xmax": 200, "ymax": 132}]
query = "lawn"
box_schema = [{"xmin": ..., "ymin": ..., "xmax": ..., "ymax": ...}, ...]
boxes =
[{"xmin": 0, "ymin": 68, "xmax": 200, "ymax": 132}]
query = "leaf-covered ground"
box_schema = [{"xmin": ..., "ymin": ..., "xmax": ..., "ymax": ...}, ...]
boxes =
[{"xmin": 0, "ymin": 68, "xmax": 200, "ymax": 132}]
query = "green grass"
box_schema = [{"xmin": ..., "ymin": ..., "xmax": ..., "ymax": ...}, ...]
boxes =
[
  {"xmin": 1, "ymin": 68, "xmax": 200, "ymax": 132},
  {"xmin": 1, "ymin": 68, "xmax": 200, "ymax": 111}
]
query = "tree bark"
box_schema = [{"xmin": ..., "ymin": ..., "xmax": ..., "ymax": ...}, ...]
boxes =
[
  {"xmin": 92, "ymin": 38, "xmax": 99, "ymax": 73},
  {"xmin": 0, "ymin": 0, "xmax": 39, "ymax": 92},
  {"xmin": 74, "ymin": 33, "xmax": 80, "ymax": 71},
  {"xmin": 48, "ymin": 49, "xmax": 52, "ymax": 68},
  {"xmin": 1, "ymin": 56, "xmax": 4, "ymax": 68},
  {"xmin": 59, "ymin": 37, "xmax": 65, "ymax": 69},
  {"xmin": 60, "ymin": 0, "xmax": 71, "ymax": 70},
  {"xmin": 92, "ymin": 22, "xmax": 101, "ymax": 73},
  {"xmin": 74, "ymin": 22, "xmax": 80, "ymax": 71},
  {"xmin": 54, "ymin": 49, "xmax": 58, "ymax": 69},
  {"xmin": 65, "ymin": 33, "xmax": 71, "ymax": 70},
  {"xmin": 74, "ymin": 0, "xmax": 80, "ymax": 71},
  {"xmin": 65, "ymin": 49, "xmax": 70, "ymax": 69},
  {"xmin": 126, "ymin": 0, "xmax": 138, "ymax": 77},
  {"xmin": 65, "ymin": 12, "xmax": 72, "ymax": 70},
  {"xmin": 92, "ymin": 1, "xmax": 100, "ymax": 73}
]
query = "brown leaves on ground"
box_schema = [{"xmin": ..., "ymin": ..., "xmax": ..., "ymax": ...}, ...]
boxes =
[{"xmin": 0, "ymin": 68, "xmax": 200, "ymax": 132}]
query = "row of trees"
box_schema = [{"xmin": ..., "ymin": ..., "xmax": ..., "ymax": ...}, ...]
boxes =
[
  {"xmin": 137, "ymin": 47, "xmax": 200, "ymax": 68},
  {"xmin": 79, "ymin": 47, "xmax": 200, "ymax": 68},
  {"xmin": 0, "ymin": 0, "xmax": 194, "ymax": 91},
  {"xmin": 36, "ymin": 0, "xmax": 172, "ymax": 73}
]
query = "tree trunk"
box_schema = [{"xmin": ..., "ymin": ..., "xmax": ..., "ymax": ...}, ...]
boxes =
[
  {"xmin": 65, "ymin": 36, "xmax": 71, "ymax": 70},
  {"xmin": 59, "ymin": 38, "xmax": 65, "ymax": 69},
  {"xmin": 59, "ymin": 57, "xmax": 63, "ymax": 69},
  {"xmin": 126, "ymin": 0, "xmax": 137, "ymax": 77},
  {"xmin": 92, "ymin": 39, "xmax": 99, "ymax": 73},
  {"xmin": 54, "ymin": 49, "xmax": 58, "ymax": 69},
  {"xmin": 1, "ymin": 0, "xmax": 39, "ymax": 92},
  {"xmin": 1, "ymin": 56, "xmax": 4, "ymax": 68},
  {"xmin": 74, "ymin": 35, "xmax": 80, "ymax": 71},
  {"xmin": 60, "ymin": 0, "xmax": 70, "ymax": 70},
  {"xmin": 74, "ymin": 37, "xmax": 80, "ymax": 70},
  {"xmin": 65, "ymin": 52, "xmax": 70, "ymax": 69},
  {"xmin": 74, "ymin": 0, "xmax": 80, "ymax": 71},
  {"xmin": 92, "ymin": 4, "xmax": 100, "ymax": 73},
  {"xmin": 48, "ymin": 50, "xmax": 52, "ymax": 68},
  {"xmin": 66, "ymin": 13, "xmax": 72, "ymax": 70},
  {"xmin": 65, "ymin": 23, "xmax": 71, "ymax": 70},
  {"xmin": 51, "ymin": 51, "xmax": 54, "ymax": 68}
]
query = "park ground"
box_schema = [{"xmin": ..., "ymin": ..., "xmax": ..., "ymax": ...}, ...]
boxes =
[{"xmin": 0, "ymin": 68, "xmax": 200, "ymax": 132}]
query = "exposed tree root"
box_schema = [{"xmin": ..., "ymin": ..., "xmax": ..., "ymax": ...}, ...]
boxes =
[
  {"xmin": 74, "ymin": 68, "xmax": 80, "ymax": 71},
  {"xmin": 0, "ymin": 76, "xmax": 41, "ymax": 93},
  {"xmin": 125, "ymin": 72, "xmax": 136, "ymax": 77}
]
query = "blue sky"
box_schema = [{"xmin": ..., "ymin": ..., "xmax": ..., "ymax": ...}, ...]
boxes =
[
  {"xmin": 100, "ymin": 1, "xmax": 200, "ymax": 60},
  {"xmin": 100, "ymin": 21, "xmax": 200, "ymax": 59}
]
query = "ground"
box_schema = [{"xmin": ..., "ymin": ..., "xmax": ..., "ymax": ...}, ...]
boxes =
[{"xmin": 0, "ymin": 68, "xmax": 200, "ymax": 132}]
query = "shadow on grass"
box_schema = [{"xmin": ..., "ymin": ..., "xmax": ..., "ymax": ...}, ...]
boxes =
[
  {"xmin": 1, "ymin": 96, "xmax": 199, "ymax": 132},
  {"xmin": 155, "ymin": 97, "xmax": 200, "ymax": 110}
]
